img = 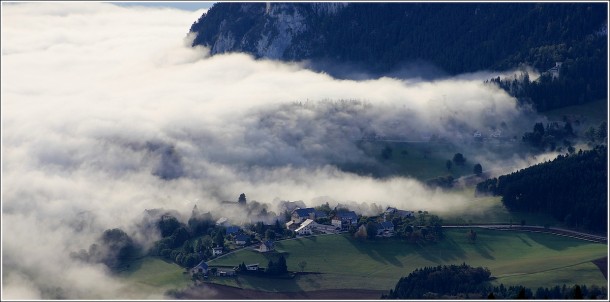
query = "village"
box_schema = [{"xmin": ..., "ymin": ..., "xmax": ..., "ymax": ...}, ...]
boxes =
[{"xmin": 186, "ymin": 204, "xmax": 434, "ymax": 281}]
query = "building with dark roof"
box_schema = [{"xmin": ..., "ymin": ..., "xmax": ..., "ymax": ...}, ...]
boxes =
[
  {"xmin": 291, "ymin": 207, "xmax": 317, "ymax": 223},
  {"xmin": 225, "ymin": 226, "xmax": 240, "ymax": 235},
  {"xmin": 191, "ymin": 260, "xmax": 209, "ymax": 275},
  {"xmin": 259, "ymin": 240, "xmax": 275, "ymax": 252},
  {"xmin": 234, "ymin": 234, "xmax": 250, "ymax": 245},
  {"xmin": 331, "ymin": 211, "xmax": 358, "ymax": 230}
]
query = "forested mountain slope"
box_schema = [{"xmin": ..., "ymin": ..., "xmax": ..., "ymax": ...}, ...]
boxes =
[
  {"xmin": 189, "ymin": 2, "xmax": 607, "ymax": 111},
  {"xmin": 476, "ymin": 145, "xmax": 607, "ymax": 233}
]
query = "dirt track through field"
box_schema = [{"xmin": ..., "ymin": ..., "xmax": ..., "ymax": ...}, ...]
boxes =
[{"xmin": 174, "ymin": 283, "xmax": 386, "ymax": 300}]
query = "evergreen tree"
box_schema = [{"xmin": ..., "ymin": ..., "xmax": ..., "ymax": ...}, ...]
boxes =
[
  {"xmin": 517, "ymin": 287, "xmax": 526, "ymax": 299},
  {"xmin": 573, "ymin": 285, "xmax": 583, "ymax": 299},
  {"xmin": 474, "ymin": 163, "xmax": 483, "ymax": 176}
]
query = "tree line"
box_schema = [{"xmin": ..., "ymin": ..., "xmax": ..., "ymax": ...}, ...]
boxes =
[
  {"xmin": 382, "ymin": 263, "xmax": 607, "ymax": 299},
  {"xmin": 486, "ymin": 29, "xmax": 606, "ymax": 112},
  {"xmin": 476, "ymin": 145, "xmax": 607, "ymax": 233}
]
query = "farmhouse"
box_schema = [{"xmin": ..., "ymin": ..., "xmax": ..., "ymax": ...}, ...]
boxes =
[
  {"xmin": 234, "ymin": 234, "xmax": 250, "ymax": 245},
  {"xmin": 291, "ymin": 207, "xmax": 316, "ymax": 223},
  {"xmin": 376, "ymin": 221, "xmax": 395, "ymax": 237},
  {"xmin": 295, "ymin": 219, "xmax": 316, "ymax": 235},
  {"xmin": 216, "ymin": 268, "xmax": 236, "ymax": 277},
  {"xmin": 245, "ymin": 263, "xmax": 259, "ymax": 271},
  {"xmin": 191, "ymin": 260, "xmax": 208, "ymax": 275},
  {"xmin": 316, "ymin": 223, "xmax": 341, "ymax": 233},
  {"xmin": 332, "ymin": 211, "xmax": 358, "ymax": 230},
  {"xmin": 258, "ymin": 240, "xmax": 275, "ymax": 252},
  {"xmin": 212, "ymin": 246, "xmax": 223, "ymax": 256},
  {"xmin": 291, "ymin": 207, "xmax": 329, "ymax": 223},
  {"xmin": 285, "ymin": 221, "xmax": 298, "ymax": 231},
  {"xmin": 384, "ymin": 207, "xmax": 414, "ymax": 221}
]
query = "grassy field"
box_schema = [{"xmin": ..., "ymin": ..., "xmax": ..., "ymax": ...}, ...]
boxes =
[
  {"xmin": 543, "ymin": 99, "xmax": 607, "ymax": 126},
  {"xmin": 440, "ymin": 187, "xmax": 563, "ymax": 227},
  {"xmin": 116, "ymin": 257, "xmax": 191, "ymax": 298},
  {"xmin": 206, "ymin": 230, "xmax": 606, "ymax": 292},
  {"xmin": 349, "ymin": 140, "xmax": 477, "ymax": 181}
]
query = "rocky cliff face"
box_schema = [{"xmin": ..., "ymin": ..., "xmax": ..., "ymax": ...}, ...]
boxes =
[{"xmin": 191, "ymin": 3, "xmax": 346, "ymax": 60}]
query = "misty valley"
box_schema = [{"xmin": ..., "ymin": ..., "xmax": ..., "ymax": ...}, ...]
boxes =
[{"xmin": 2, "ymin": 1, "xmax": 608, "ymax": 301}]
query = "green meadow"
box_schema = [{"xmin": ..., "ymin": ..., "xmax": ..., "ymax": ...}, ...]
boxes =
[
  {"xmin": 542, "ymin": 99, "xmax": 608, "ymax": 126},
  {"xmin": 342, "ymin": 140, "xmax": 476, "ymax": 181},
  {"xmin": 116, "ymin": 257, "xmax": 191, "ymax": 298},
  {"xmin": 440, "ymin": 187, "xmax": 563, "ymax": 227},
  {"xmin": 205, "ymin": 229, "xmax": 606, "ymax": 292}
]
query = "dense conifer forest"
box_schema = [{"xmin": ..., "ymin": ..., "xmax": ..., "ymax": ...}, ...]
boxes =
[
  {"xmin": 382, "ymin": 263, "xmax": 607, "ymax": 299},
  {"xmin": 476, "ymin": 145, "xmax": 608, "ymax": 233}
]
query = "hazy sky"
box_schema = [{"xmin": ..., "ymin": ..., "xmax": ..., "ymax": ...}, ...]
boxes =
[
  {"xmin": 1, "ymin": 2, "xmax": 550, "ymax": 299},
  {"xmin": 111, "ymin": 1, "xmax": 216, "ymax": 11}
]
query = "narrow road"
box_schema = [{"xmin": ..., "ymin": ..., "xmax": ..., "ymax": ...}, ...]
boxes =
[{"xmin": 443, "ymin": 224, "xmax": 607, "ymax": 243}]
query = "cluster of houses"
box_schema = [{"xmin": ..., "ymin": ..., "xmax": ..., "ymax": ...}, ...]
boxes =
[
  {"xmin": 285, "ymin": 207, "xmax": 359, "ymax": 236},
  {"xmin": 285, "ymin": 206, "xmax": 414, "ymax": 237},
  {"xmin": 192, "ymin": 206, "xmax": 417, "ymax": 278}
]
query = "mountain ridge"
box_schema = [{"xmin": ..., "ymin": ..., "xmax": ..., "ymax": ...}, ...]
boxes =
[{"xmin": 189, "ymin": 2, "xmax": 606, "ymax": 74}]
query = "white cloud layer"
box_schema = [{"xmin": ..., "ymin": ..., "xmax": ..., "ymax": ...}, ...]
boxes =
[{"xmin": 2, "ymin": 2, "xmax": 543, "ymax": 299}]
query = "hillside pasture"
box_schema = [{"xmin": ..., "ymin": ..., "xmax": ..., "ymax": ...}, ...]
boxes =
[
  {"xmin": 440, "ymin": 187, "xmax": 563, "ymax": 227},
  {"xmin": 543, "ymin": 99, "xmax": 607, "ymax": 126},
  {"xmin": 116, "ymin": 257, "xmax": 191, "ymax": 298},
  {"xmin": 345, "ymin": 140, "xmax": 476, "ymax": 181},
  {"xmin": 207, "ymin": 230, "xmax": 607, "ymax": 292}
]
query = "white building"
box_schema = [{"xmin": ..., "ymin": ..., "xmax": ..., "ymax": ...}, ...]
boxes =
[
  {"xmin": 295, "ymin": 219, "xmax": 316, "ymax": 235},
  {"xmin": 212, "ymin": 246, "xmax": 223, "ymax": 256}
]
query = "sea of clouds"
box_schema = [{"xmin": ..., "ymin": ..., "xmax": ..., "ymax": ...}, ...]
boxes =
[{"xmin": 2, "ymin": 2, "xmax": 552, "ymax": 299}]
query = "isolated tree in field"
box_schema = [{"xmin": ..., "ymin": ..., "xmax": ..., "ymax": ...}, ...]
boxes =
[
  {"xmin": 238, "ymin": 193, "xmax": 247, "ymax": 204},
  {"xmin": 366, "ymin": 221, "xmax": 378, "ymax": 240},
  {"xmin": 453, "ymin": 153, "xmax": 466, "ymax": 166},
  {"xmin": 468, "ymin": 229, "xmax": 477, "ymax": 243},
  {"xmin": 446, "ymin": 160, "xmax": 452, "ymax": 171},
  {"xmin": 474, "ymin": 163, "xmax": 483, "ymax": 176},
  {"xmin": 298, "ymin": 260, "xmax": 307, "ymax": 272},
  {"xmin": 277, "ymin": 255, "xmax": 287, "ymax": 274},
  {"xmin": 487, "ymin": 292, "xmax": 496, "ymax": 299}
]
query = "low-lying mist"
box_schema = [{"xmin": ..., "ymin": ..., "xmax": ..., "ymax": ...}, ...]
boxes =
[{"xmin": 3, "ymin": 2, "xmax": 551, "ymax": 299}]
